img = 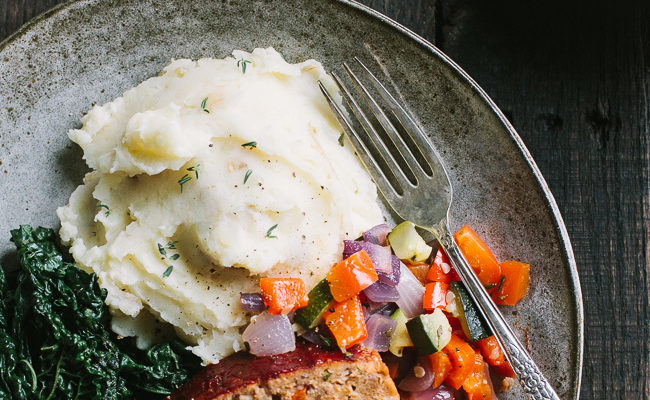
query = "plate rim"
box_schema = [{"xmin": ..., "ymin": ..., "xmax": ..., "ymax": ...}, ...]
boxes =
[{"xmin": 0, "ymin": 0, "xmax": 584, "ymax": 397}]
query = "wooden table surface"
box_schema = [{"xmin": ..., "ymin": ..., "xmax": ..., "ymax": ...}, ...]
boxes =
[{"xmin": 1, "ymin": 0, "xmax": 648, "ymax": 398}]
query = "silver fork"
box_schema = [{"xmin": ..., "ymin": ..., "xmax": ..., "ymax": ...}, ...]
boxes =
[{"xmin": 319, "ymin": 58, "xmax": 561, "ymax": 400}]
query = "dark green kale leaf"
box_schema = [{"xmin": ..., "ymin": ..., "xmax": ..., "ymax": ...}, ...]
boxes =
[{"xmin": 0, "ymin": 226, "xmax": 200, "ymax": 399}]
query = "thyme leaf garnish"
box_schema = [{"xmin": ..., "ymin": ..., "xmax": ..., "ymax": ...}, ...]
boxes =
[
  {"xmin": 159, "ymin": 242, "xmax": 180, "ymax": 261},
  {"xmin": 241, "ymin": 141, "xmax": 257, "ymax": 148},
  {"xmin": 157, "ymin": 243, "xmax": 167, "ymax": 257},
  {"xmin": 187, "ymin": 164, "xmax": 200, "ymax": 179},
  {"xmin": 162, "ymin": 265, "xmax": 174, "ymax": 278},
  {"xmin": 178, "ymin": 174, "xmax": 192, "ymax": 193},
  {"xmin": 319, "ymin": 334, "xmax": 332, "ymax": 347},
  {"xmin": 322, "ymin": 370, "xmax": 332, "ymax": 381},
  {"xmin": 236, "ymin": 59, "xmax": 252, "ymax": 74},
  {"xmin": 243, "ymin": 169, "xmax": 252, "ymax": 184},
  {"xmin": 96, "ymin": 203, "xmax": 111, "ymax": 216},
  {"xmin": 265, "ymin": 224, "xmax": 278, "ymax": 239},
  {"xmin": 497, "ymin": 275, "xmax": 506, "ymax": 293},
  {"xmin": 200, "ymin": 97, "xmax": 210, "ymax": 113}
]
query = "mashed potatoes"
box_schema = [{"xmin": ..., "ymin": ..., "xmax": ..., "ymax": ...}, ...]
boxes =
[{"xmin": 57, "ymin": 48, "xmax": 383, "ymax": 364}]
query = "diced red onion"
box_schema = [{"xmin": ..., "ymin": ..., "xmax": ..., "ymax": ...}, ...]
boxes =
[
  {"xmin": 367, "ymin": 299, "xmax": 387, "ymax": 312},
  {"xmin": 343, "ymin": 240, "xmax": 392, "ymax": 274},
  {"xmin": 398, "ymin": 357, "xmax": 435, "ymax": 392},
  {"xmin": 406, "ymin": 384, "xmax": 457, "ymax": 400},
  {"xmin": 361, "ymin": 313, "xmax": 397, "ymax": 352},
  {"xmin": 363, "ymin": 302, "xmax": 397, "ymax": 321},
  {"xmin": 242, "ymin": 311, "xmax": 295, "ymax": 356},
  {"xmin": 367, "ymin": 301, "xmax": 397, "ymax": 316},
  {"xmin": 377, "ymin": 254, "xmax": 402, "ymax": 287},
  {"xmin": 395, "ymin": 262, "xmax": 425, "ymax": 318},
  {"xmin": 363, "ymin": 280, "xmax": 400, "ymax": 302},
  {"xmin": 363, "ymin": 224, "xmax": 391, "ymax": 246},
  {"xmin": 240, "ymin": 292, "xmax": 266, "ymax": 313}
]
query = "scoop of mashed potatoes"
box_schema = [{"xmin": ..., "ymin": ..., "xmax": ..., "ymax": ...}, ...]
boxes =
[{"xmin": 57, "ymin": 48, "xmax": 383, "ymax": 364}]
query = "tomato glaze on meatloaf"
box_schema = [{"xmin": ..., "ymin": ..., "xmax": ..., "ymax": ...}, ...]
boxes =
[{"xmin": 169, "ymin": 340, "xmax": 399, "ymax": 400}]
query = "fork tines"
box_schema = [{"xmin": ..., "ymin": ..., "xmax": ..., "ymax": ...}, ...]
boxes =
[{"xmin": 318, "ymin": 58, "xmax": 440, "ymax": 201}]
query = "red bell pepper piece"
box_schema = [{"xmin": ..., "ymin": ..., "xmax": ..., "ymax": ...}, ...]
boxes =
[
  {"xmin": 426, "ymin": 248, "xmax": 460, "ymax": 283},
  {"xmin": 477, "ymin": 335, "xmax": 506, "ymax": 366},
  {"xmin": 493, "ymin": 361, "xmax": 516, "ymax": 378},
  {"xmin": 423, "ymin": 281, "xmax": 449, "ymax": 311}
]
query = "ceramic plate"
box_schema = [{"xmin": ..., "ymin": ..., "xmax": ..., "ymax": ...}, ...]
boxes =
[{"xmin": 0, "ymin": 0, "xmax": 583, "ymax": 398}]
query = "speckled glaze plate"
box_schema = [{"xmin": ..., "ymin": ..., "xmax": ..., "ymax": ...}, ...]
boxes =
[{"xmin": 0, "ymin": 0, "xmax": 583, "ymax": 398}]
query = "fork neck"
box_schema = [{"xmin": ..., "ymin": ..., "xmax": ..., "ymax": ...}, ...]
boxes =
[{"xmin": 427, "ymin": 219, "xmax": 453, "ymax": 247}]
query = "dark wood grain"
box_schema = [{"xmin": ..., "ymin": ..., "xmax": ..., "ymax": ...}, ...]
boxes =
[
  {"xmin": 431, "ymin": 2, "xmax": 649, "ymax": 399},
  {"xmin": 1, "ymin": 1, "xmax": 648, "ymax": 399},
  {"xmin": 0, "ymin": 0, "xmax": 59, "ymax": 39}
]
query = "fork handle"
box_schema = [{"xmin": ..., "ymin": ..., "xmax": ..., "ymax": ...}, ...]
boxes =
[{"xmin": 432, "ymin": 223, "xmax": 562, "ymax": 400}]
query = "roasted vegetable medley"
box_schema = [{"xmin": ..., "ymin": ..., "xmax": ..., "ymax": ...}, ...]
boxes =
[{"xmin": 240, "ymin": 222, "xmax": 530, "ymax": 399}]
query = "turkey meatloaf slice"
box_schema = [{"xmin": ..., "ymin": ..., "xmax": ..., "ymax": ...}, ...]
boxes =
[{"xmin": 169, "ymin": 340, "xmax": 399, "ymax": 400}]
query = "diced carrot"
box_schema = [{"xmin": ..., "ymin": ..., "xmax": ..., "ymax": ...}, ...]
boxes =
[
  {"xmin": 462, "ymin": 352, "xmax": 492, "ymax": 400},
  {"xmin": 493, "ymin": 361, "xmax": 516, "ymax": 378},
  {"xmin": 442, "ymin": 334, "xmax": 476, "ymax": 389},
  {"xmin": 493, "ymin": 261, "xmax": 530, "ymax": 305},
  {"xmin": 428, "ymin": 351, "xmax": 453, "ymax": 388},
  {"xmin": 423, "ymin": 282, "xmax": 449, "ymax": 311},
  {"xmin": 327, "ymin": 250, "xmax": 378, "ymax": 302},
  {"xmin": 323, "ymin": 296, "xmax": 368, "ymax": 349},
  {"xmin": 407, "ymin": 262, "xmax": 430, "ymax": 285},
  {"xmin": 260, "ymin": 278, "xmax": 309, "ymax": 315},
  {"xmin": 477, "ymin": 335, "xmax": 506, "ymax": 366},
  {"xmin": 454, "ymin": 225, "xmax": 502, "ymax": 285},
  {"xmin": 426, "ymin": 248, "xmax": 460, "ymax": 283}
]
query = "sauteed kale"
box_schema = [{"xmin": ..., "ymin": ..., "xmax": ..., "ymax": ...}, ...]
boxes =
[{"xmin": 0, "ymin": 226, "xmax": 199, "ymax": 399}]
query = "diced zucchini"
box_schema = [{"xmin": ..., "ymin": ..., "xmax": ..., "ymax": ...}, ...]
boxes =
[
  {"xmin": 389, "ymin": 308, "xmax": 413, "ymax": 357},
  {"xmin": 294, "ymin": 279, "xmax": 334, "ymax": 329},
  {"xmin": 405, "ymin": 309, "xmax": 452, "ymax": 355},
  {"xmin": 387, "ymin": 221, "xmax": 432, "ymax": 263},
  {"xmin": 449, "ymin": 281, "xmax": 490, "ymax": 341}
]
